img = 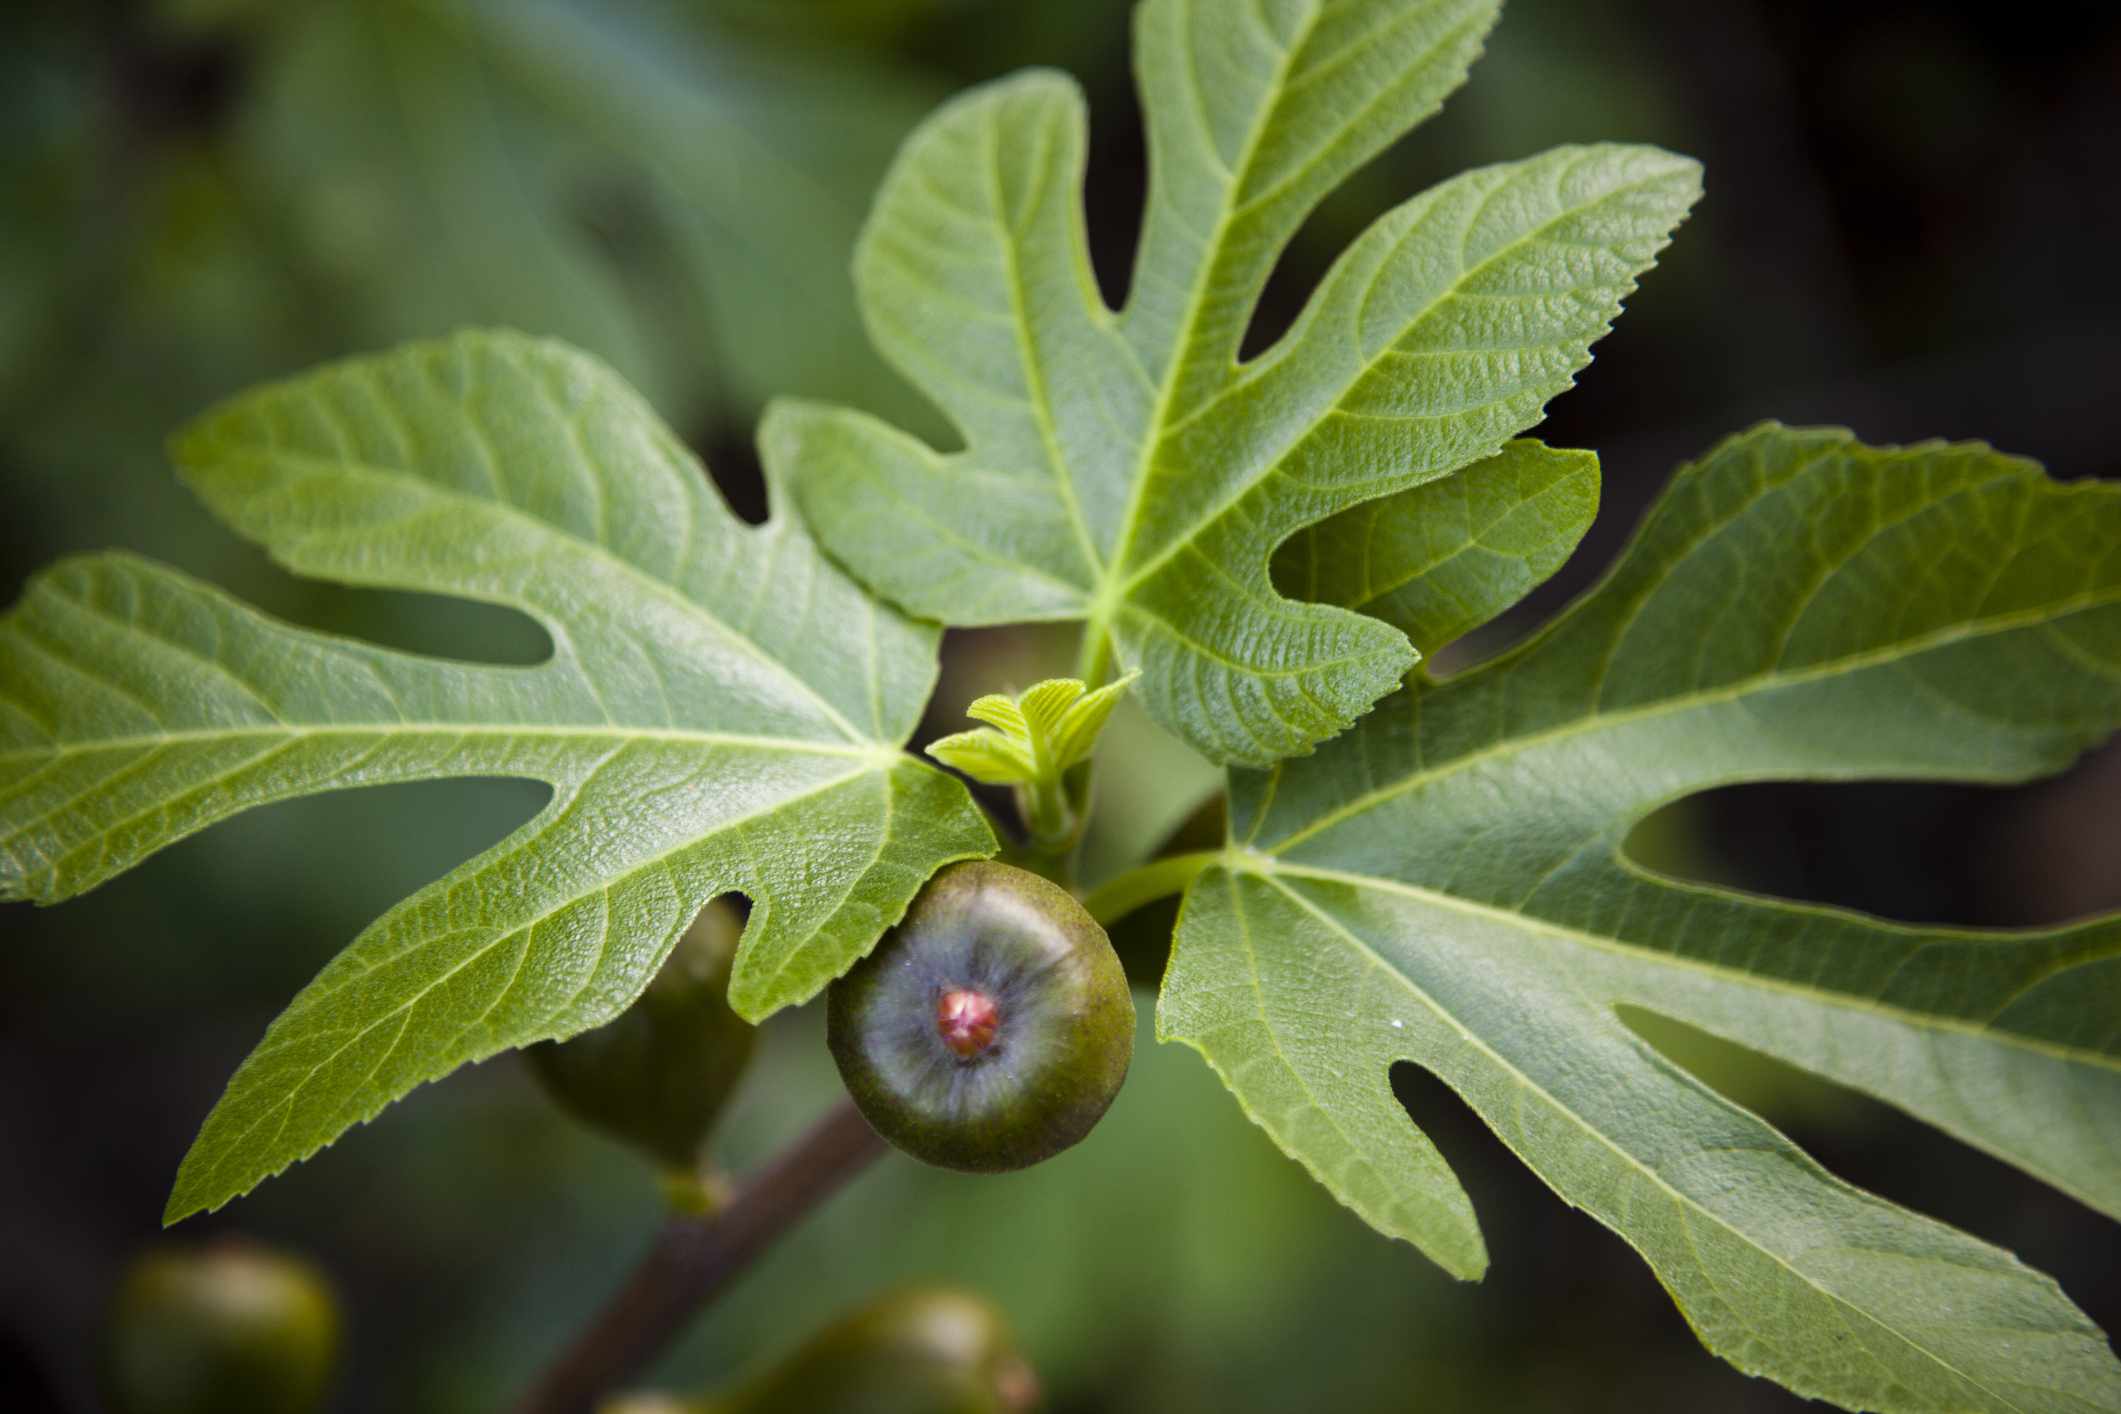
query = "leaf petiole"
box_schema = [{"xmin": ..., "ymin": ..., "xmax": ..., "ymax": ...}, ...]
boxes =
[
  {"xmin": 1075, "ymin": 619, "xmax": 1116, "ymax": 691},
  {"xmin": 1080, "ymin": 850, "xmax": 1223, "ymax": 928}
]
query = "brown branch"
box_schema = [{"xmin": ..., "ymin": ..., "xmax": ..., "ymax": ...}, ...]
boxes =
[{"xmin": 513, "ymin": 1098, "xmax": 887, "ymax": 1414}]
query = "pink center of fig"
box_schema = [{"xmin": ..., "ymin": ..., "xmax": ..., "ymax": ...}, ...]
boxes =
[{"xmin": 936, "ymin": 988, "xmax": 1001, "ymax": 1058}]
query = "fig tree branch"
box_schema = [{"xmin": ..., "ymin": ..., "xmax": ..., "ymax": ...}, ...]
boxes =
[{"xmin": 512, "ymin": 1097, "xmax": 887, "ymax": 1414}]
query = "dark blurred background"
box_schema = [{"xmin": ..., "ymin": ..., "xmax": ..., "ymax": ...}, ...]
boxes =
[{"xmin": 4, "ymin": 0, "xmax": 2118, "ymax": 1410}]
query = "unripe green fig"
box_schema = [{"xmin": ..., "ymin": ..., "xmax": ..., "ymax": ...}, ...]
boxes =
[
  {"xmin": 828, "ymin": 860, "xmax": 1132, "ymax": 1173},
  {"xmin": 602, "ymin": 1398, "xmax": 706, "ymax": 1414},
  {"xmin": 100, "ymin": 1239, "xmax": 340, "ymax": 1414},
  {"xmin": 600, "ymin": 1288, "xmax": 1036, "ymax": 1414},
  {"xmin": 724, "ymin": 1285, "xmax": 1038, "ymax": 1414},
  {"xmin": 527, "ymin": 898, "xmax": 756, "ymax": 1174}
]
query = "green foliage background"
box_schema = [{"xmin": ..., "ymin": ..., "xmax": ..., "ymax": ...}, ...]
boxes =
[{"xmin": 3, "ymin": 0, "xmax": 2117, "ymax": 1409}]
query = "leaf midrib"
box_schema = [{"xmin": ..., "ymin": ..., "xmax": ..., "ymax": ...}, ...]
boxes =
[
  {"xmin": 1109, "ymin": 155, "xmax": 1679, "ymax": 608},
  {"xmin": 1090, "ymin": 0, "xmax": 1323, "ymax": 637},
  {"xmin": 1264, "ymin": 861, "xmax": 2121, "ymax": 1072},
  {"xmin": 0, "ymin": 722, "xmax": 893, "ymax": 770},
  {"xmin": 1194, "ymin": 866, "xmax": 1487, "ymax": 1276},
  {"xmin": 1261, "ymin": 582, "xmax": 2121, "ymax": 856},
  {"xmin": 1256, "ymin": 869, "xmax": 2064, "ymax": 1411},
  {"xmin": 176, "ymin": 758, "xmax": 894, "ymax": 1214},
  {"xmin": 983, "ymin": 82, "xmax": 1106, "ymax": 585}
]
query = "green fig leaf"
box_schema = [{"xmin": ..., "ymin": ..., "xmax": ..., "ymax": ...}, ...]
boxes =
[
  {"xmin": 1273, "ymin": 438, "xmax": 1600, "ymax": 657},
  {"xmin": 0, "ymin": 331, "xmax": 994, "ymax": 1220},
  {"xmin": 1161, "ymin": 425, "xmax": 2121, "ymax": 1411},
  {"xmin": 772, "ymin": 0, "xmax": 1702, "ymax": 766}
]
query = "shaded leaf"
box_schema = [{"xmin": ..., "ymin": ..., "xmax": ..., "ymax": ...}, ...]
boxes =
[
  {"xmin": 424, "ymin": 0, "xmax": 939, "ymax": 418},
  {"xmin": 238, "ymin": 2, "xmax": 677, "ymax": 406},
  {"xmin": 238, "ymin": 0, "xmax": 937, "ymax": 427}
]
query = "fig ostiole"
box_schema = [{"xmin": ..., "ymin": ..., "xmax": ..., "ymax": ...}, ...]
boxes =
[{"xmin": 827, "ymin": 860, "xmax": 1133, "ymax": 1173}]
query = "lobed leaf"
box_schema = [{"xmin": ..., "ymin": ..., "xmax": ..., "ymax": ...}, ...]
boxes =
[
  {"xmin": 0, "ymin": 331, "xmax": 994, "ymax": 1220},
  {"xmin": 1161, "ymin": 424, "xmax": 2121, "ymax": 1411},
  {"xmin": 771, "ymin": 0, "xmax": 1701, "ymax": 766},
  {"xmin": 1273, "ymin": 438, "xmax": 1600, "ymax": 657}
]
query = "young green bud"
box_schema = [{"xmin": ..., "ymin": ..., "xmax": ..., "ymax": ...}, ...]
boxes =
[
  {"xmin": 828, "ymin": 861, "xmax": 1133, "ymax": 1173},
  {"xmin": 723, "ymin": 1286, "xmax": 1039, "ymax": 1414},
  {"xmin": 925, "ymin": 674, "xmax": 1137, "ymax": 850},
  {"xmin": 527, "ymin": 898, "xmax": 756, "ymax": 1175},
  {"xmin": 100, "ymin": 1240, "xmax": 340, "ymax": 1414}
]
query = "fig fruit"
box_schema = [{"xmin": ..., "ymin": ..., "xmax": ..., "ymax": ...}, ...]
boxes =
[
  {"xmin": 828, "ymin": 860, "xmax": 1132, "ymax": 1173},
  {"xmin": 101, "ymin": 1239, "xmax": 339, "ymax": 1414},
  {"xmin": 527, "ymin": 898, "xmax": 755, "ymax": 1174},
  {"xmin": 727, "ymin": 1285, "xmax": 1038, "ymax": 1414}
]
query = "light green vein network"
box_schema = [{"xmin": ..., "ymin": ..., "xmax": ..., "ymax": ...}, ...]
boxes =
[
  {"xmin": 770, "ymin": 0, "xmax": 1703, "ymax": 766},
  {"xmin": 1161, "ymin": 424, "xmax": 2121, "ymax": 1413},
  {"xmin": 0, "ymin": 331, "xmax": 995, "ymax": 1221}
]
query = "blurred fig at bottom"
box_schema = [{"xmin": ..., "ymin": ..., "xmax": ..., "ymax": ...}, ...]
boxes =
[
  {"xmin": 619, "ymin": 1285, "xmax": 1037, "ymax": 1414},
  {"xmin": 101, "ymin": 1239, "xmax": 340, "ymax": 1414}
]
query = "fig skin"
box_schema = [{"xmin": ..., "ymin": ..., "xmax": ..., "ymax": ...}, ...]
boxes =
[
  {"xmin": 828, "ymin": 860, "xmax": 1133, "ymax": 1173},
  {"xmin": 100, "ymin": 1240, "xmax": 340, "ymax": 1414},
  {"xmin": 527, "ymin": 898, "xmax": 756, "ymax": 1173}
]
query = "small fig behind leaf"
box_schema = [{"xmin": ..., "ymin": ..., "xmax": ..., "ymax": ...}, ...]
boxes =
[
  {"xmin": 101, "ymin": 1240, "xmax": 339, "ymax": 1414},
  {"xmin": 828, "ymin": 860, "xmax": 1132, "ymax": 1173},
  {"xmin": 527, "ymin": 898, "xmax": 755, "ymax": 1173}
]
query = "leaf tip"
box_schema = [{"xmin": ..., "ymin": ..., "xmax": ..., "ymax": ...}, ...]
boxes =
[{"xmin": 161, "ymin": 1149, "xmax": 248, "ymax": 1228}]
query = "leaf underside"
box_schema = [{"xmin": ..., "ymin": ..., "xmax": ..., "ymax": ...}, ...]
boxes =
[
  {"xmin": 771, "ymin": 0, "xmax": 1703, "ymax": 767},
  {"xmin": 1161, "ymin": 424, "xmax": 2121, "ymax": 1412},
  {"xmin": 0, "ymin": 331, "xmax": 994, "ymax": 1221}
]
